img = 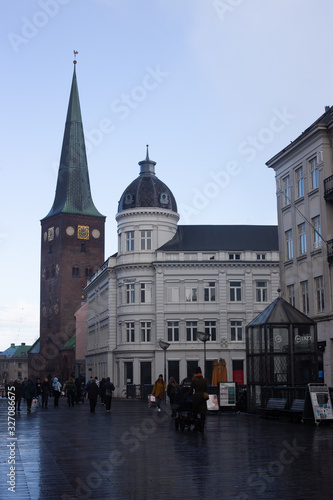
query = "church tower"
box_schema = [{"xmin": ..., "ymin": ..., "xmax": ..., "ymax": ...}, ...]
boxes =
[{"xmin": 38, "ymin": 60, "xmax": 105, "ymax": 379}]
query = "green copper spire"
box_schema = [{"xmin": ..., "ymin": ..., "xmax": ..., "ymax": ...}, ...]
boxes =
[{"xmin": 44, "ymin": 63, "xmax": 104, "ymax": 219}]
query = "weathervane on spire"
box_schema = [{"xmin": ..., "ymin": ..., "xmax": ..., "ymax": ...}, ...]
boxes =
[{"xmin": 73, "ymin": 50, "xmax": 78, "ymax": 65}]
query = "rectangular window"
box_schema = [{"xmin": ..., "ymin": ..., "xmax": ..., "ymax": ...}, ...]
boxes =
[
  {"xmin": 285, "ymin": 229, "xmax": 293, "ymax": 260},
  {"xmin": 315, "ymin": 276, "xmax": 324, "ymax": 313},
  {"xmin": 204, "ymin": 282, "xmax": 216, "ymax": 302},
  {"xmin": 140, "ymin": 230, "xmax": 152, "ymax": 250},
  {"xmin": 126, "ymin": 284, "xmax": 135, "ymax": 304},
  {"xmin": 140, "ymin": 322, "xmax": 151, "ymax": 342},
  {"xmin": 204, "ymin": 320, "xmax": 216, "ymax": 341},
  {"xmin": 140, "ymin": 283, "xmax": 151, "ymax": 303},
  {"xmin": 126, "ymin": 322, "xmax": 135, "ymax": 342},
  {"xmin": 167, "ymin": 321, "xmax": 179, "ymax": 342},
  {"xmin": 229, "ymin": 253, "xmax": 241, "ymax": 260},
  {"xmin": 126, "ymin": 231, "xmax": 134, "ymax": 252},
  {"xmin": 231, "ymin": 321, "xmax": 243, "ymax": 342},
  {"xmin": 310, "ymin": 157, "xmax": 319, "ymax": 189},
  {"xmin": 185, "ymin": 287, "xmax": 197, "ymax": 302},
  {"xmin": 295, "ymin": 166, "xmax": 304, "ymax": 198},
  {"xmin": 283, "ymin": 175, "xmax": 291, "ymax": 206},
  {"xmin": 301, "ymin": 280, "xmax": 309, "ymax": 315},
  {"xmin": 186, "ymin": 321, "xmax": 197, "ymax": 341},
  {"xmin": 298, "ymin": 223, "xmax": 307, "ymax": 255},
  {"xmin": 287, "ymin": 284, "xmax": 295, "ymax": 307},
  {"xmin": 167, "ymin": 287, "xmax": 179, "ymax": 303},
  {"xmin": 312, "ymin": 216, "xmax": 321, "ymax": 249},
  {"xmin": 230, "ymin": 281, "xmax": 241, "ymax": 302},
  {"xmin": 256, "ymin": 281, "xmax": 268, "ymax": 302},
  {"xmin": 256, "ymin": 253, "xmax": 266, "ymax": 260}
]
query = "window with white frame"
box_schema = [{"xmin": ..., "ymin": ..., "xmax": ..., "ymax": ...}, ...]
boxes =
[
  {"xmin": 186, "ymin": 321, "xmax": 197, "ymax": 341},
  {"xmin": 310, "ymin": 157, "xmax": 319, "ymax": 189},
  {"xmin": 287, "ymin": 284, "xmax": 295, "ymax": 306},
  {"xmin": 283, "ymin": 175, "xmax": 291, "ymax": 206},
  {"xmin": 301, "ymin": 280, "xmax": 309, "ymax": 315},
  {"xmin": 140, "ymin": 322, "xmax": 151, "ymax": 342},
  {"xmin": 126, "ymin": 231, "xmax": 134, "ymax": 252},
  {"xmin": 298, "ymin": 223, "xmax": 307, "ymax": 255},
  {"xmin": 204, "ymin": 282, "xmax": 216, "ymax": 302},
  {"xmin": 126, "ymin": 322, "xmax": 135, "ymax": 342},
  {"xmin": 295, "ymin": 166, "xmax": 304, "ymax": 198},
  {"xmin": 256, "ymin": 253, "xmax": 266, "ymax": 260},
  {"xmin": 285, "ymin": 229, "xmax": 293, "ymax": 260},
  {"xmin": 315, "ymin": 276, "xmax": 324, "ymax": 313},
  {"xmin": 126, "ymin": 283, "xmax": 135, "ymax": 304},
  {"xmin": 167, "ymin": 287, "xmax": 179, "ymax": 303},
  {"xmin": 230, "ymin": 321, "xmax": 243, "ymax": 341},
  {"xmin": 140, "ymin": 230, "xmax": 152, "ymax": 250},
  {"xmin": 256, "ymin": 281, "xmax": 268, "ymax": 302},
  {"xmin": 185, "ymin": 287, "xmax": 197, "ymax": 302},
  {"xmin": 228, "ymin": 253, "xmax": 241, "ymax": 260},
  {"xmin": 204, "ymin": 320, "xmax": 216, "ymax": 341},
  {"xmin": 140, "ymin": 283, "xmax": 151, "ymax": 303},
  {"xmin": 312, "ymin": 216, "xmax": 321, "ymax": 249},
  {"xmin": 230, "ymin": 281, "xmax": 241, "ymax": 302},
  {"xmin": 167, "ymin": 321, "xmax": 179, "ymax": 342}
]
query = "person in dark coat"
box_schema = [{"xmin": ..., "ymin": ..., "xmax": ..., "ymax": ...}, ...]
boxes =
[
  {"xmin": 87, "ymin": 378, "xmax": 99, "ymax": 413},
  {"xmin": 104, "ymin": 377, "xmax": 115, "ymax": 413},
  {"xmin": 24, "ymin": 379, "xmax": 37, "ymax": 412},
  {"xmin": 64, "ymin": 377, "xmax": 76, "ymax": 407},
  {"xmin": 13, "ymin": 378, "xmax": 23, "ymax": 412},
  {"xmin": 167, "ymin": 377, "xmax": 179, "ymax": 417},
  {"xmin": 190, "ymin": 367, "xmax": 208, "ymax": 432},
  {"xmin": 35, "ymin": 377, "xmax": 42, "ymax": 406},
  {"xmin": 52, "ymin": 377, "xmax": 62, "ymax": 408},
  {"xmin": 41, "ymin": 377, "xmax": 50, "ymax": 409}
]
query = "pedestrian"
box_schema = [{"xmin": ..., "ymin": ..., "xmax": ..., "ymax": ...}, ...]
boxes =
[
  {"xmin": 75, "ymin": 377, "xmax": 82, "ymax": 404},
  {"xmin": 35, "ymin": 377, "xmax": 42, "ymax": 406},
  {"xmin": 41, "ymin": 377, "xmax": 50, "ymax": 408},
  {"xmin": 13, "ymin": 378, "xmax": 23, "ymax": 413},
  {"xmin": 152, "ymin": 374, "xmax": 167, "ymax": 412},
  {"xmin": 104, "ymin": 377, "xmax": 115, "ymax": 413},
  {"xmin": 21, "ymin": 377, "xmax": 28, "ymax": 403},
  {"xmin": 87, "ymin": 378, "xmax": 99, "ymax": 413},
  {"xmin": 64, "ymin": 377, "xmax": 76, "ymax": 407},
  {"xmin": 190, "ymin": 366, "xmax": 208, "ymax": 432},
  {"xmin": 52, "ymin": 377, "xmax": 62, "ymax": 408},
  {"xmin": 167, "ymin": 376, "xmax": 179, "ymax": 417},
  {"xmin": 24, "ymin": 379, "xmax": 37, "ymax": 413}
]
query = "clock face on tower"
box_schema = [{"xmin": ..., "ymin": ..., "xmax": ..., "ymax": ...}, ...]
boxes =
[{"xmin": 77, "ymin": 225, "xmax": 89, "ymax": 240}]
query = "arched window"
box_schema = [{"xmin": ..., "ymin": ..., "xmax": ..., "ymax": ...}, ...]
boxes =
[
  {"xmin": 85, "ymin": 267, "xmax": 93, "ymax": 278},
  {"xmin": 51, "ymin": 265, "xmax": 56, "ymax": 278},
  {"xmin": 72, "ymin": 266, "xmax": 79, "ymax": 278}
]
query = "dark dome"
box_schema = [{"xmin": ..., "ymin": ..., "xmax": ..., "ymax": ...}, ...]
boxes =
[{"xmin": 117, "ymin": 148, "xmax": 177, "ymax": 214}]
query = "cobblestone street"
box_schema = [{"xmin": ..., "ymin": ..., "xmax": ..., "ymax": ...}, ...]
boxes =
[{"xmin": 1, "ymin": 397, "xmax": 333, "ymax": 499}]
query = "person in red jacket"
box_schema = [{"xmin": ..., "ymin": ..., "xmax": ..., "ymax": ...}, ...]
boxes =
[{"xmin": 190, "ymin": 367, "xmax": 208, "ymax": 432}]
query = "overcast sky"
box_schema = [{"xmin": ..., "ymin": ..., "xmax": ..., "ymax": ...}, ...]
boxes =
[{"xmin": 1, "ymin": 0, "xmax": 333, "ymax": 351}]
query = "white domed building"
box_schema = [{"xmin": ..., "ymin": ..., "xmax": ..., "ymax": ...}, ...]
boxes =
[{"xmin": 85, "ymin": 148, "xmax": 280, "ymax": 394}]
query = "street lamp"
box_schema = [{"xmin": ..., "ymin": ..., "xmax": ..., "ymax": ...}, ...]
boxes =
[
  {"xmin": 158, "ymin": 339, "xmax": 170, "ymax": 386},
  {"xmin": 197, "ymin": 331, "xmax": 210, "ymax": 378}
]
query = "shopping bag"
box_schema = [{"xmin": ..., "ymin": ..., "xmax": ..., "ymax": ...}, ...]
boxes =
[
  {"xmin": 32, "ymin": 398, "xmax": 38, "ymax": 408},
  {"xmin": 150, "ymin": 395, "xmax": 155, "ymax": 402}
]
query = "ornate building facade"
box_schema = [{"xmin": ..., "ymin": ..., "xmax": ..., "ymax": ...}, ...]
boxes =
[{"xmin": 85, "ymin": 150, "xmax": 280, "ymax": 394}]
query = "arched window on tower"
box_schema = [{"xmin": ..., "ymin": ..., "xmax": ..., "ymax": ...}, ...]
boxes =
[
  {"xmin": 72, "ymin": 266, "xmax": 79, "ymax": 278},
  {"xmin": 51, "ymin": 265, "xmax": 56, "ymax": 278},
  {"xmin": 85, "ymin": 267, "xmax": 93, "ymax": 278}
]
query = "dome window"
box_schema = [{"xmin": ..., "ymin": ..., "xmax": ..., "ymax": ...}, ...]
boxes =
[
  {"xmin": 160, "ymin": 193, "xmax": 169, "ymax": 205},
  {"xmin": 124, "ymin": 193, "xmax": 134, "ymax": 205}
]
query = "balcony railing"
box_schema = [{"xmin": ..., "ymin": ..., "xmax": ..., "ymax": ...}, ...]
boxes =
[
  {"xmin": 327, "ymin": 239, "xmax": 333, "ymax": 262},
  {"xmin": 324, "ymin": 175, "xmax": 333, "ymax": 201}
]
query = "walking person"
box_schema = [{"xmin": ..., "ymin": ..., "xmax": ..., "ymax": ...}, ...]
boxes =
[
  {"xmin": 52, "ymin": 377, "xmax": 62, "ymax": 408},
  {"xmin": 87, "ymin": 378, "xmax": 99, "ymax": 413},
  {"xmin": 24, "ymin": 379, "xmax": 37, "ymax": 413},
  {"xmin": 190, "ymin": 366, "xmax": 208, "ymax": 432},
  {"xmin": 13, "ymin": 378, "xmax": 23, "ymax": 413},
  {"xmin": 41, "ymin": 378, "xmax": 50, "ymax": 409},
  {"xmin": 35, "ymin": 377, "xmax": 42, "ymax": 406},
  {"xmin": 152, "ymin": 374, "xmax": 167, "ymax": 412},
  {"xmin": 167, "ymin": 376, "xmax": 179, "ymax": 417},
  {"xmin": 64, "ymin": 377, "xmax": 76, "ymax": 407},
  {"xmin": 104, "ymin": 377, "xmax": 115, "ymax": 413}
]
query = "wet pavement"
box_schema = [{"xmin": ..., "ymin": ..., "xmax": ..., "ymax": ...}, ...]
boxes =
[{"xmin": 1, "ymin": 396, "xmax": 333, "ymax": 500}]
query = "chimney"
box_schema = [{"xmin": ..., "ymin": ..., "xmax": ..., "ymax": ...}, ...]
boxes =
[
  {"xmin": 21, "ymin": 342, "xmax": 25, "ymax": 346},
  {"xmin": 325, "ymin": 106, "xmax": 330, "ymax": 112},
  {"xmin": 11, "ymin": 343, "xmax": 15, "ymax": 347}
]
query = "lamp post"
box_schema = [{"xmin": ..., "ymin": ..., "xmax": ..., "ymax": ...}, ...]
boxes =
[
  {"xmin": 197, "ymin": 331, "xmax": 210, "ymax": 378},
  {"xmin": 158, "ymin": 339, "xmax": 170, "ymax": 386}
]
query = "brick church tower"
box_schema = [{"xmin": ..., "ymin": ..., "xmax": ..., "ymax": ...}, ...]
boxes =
[{"xmin": 38, "ymin": 62, "xmax": 105, "ymax": 379}]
